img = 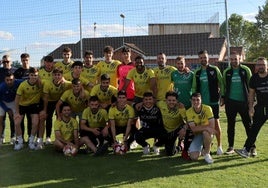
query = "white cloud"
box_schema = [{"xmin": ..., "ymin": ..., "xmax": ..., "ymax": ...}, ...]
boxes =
[
  {"xmin": 0, "ymin": 31, "xmax": 14, "ymax": 40},
  {"xmin": 40, "ymin": 30, "xmax": 78, "ymax": 38},
  {"xmin": 242, "ymin": 13, "xmax": 257, "ymax": 22}
]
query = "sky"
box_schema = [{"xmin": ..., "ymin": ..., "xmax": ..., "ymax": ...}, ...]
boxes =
[{"xmin": 0, "ymin": 0, "xmax": 266, "ymax": 67}]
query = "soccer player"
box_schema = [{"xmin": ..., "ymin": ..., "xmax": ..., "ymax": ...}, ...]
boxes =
[
  {"xmin": 0, "ymin": 72, "xmax": 22, "ymax": 145},
  {"xmin": 157, "ymin": 91, "xmax": 187, "ymax": 156},
  {"xmin": 14, "ymin": 53, "xmax": 33, "ymax": 142},
  {"xmin": 54, "ymin": 47, "xmax": 74, "ymax": 74},
  {"xmin": 14, "ymin": 68, "xmax": 43, "ymax": 150},
  {"xmin": 123, "ymin": 56, "xmax": 157, "ymax": 103},
  {"xmin": 134, "ymin": 92, "xmax": 166, "ymax": 155},
  {"xmin": 153, "ymin": 52, "xmax": 176, "ymax": 101},
  {"xmin": 108, "ymin": 90, "xmax": 137, "ymax": 150},
  {"xmin": 81, "ymin": 50, "xmax": 100, "ymax": 92},
  {"xmin": 0, "ymin": 55, "xmax": 17, "ymax": 143},
  {"xmin": 80, "ymin": 96, "xmax": 109, "ymax": 154},
  {"xmin": 192, "ymin": 50, "xmax": 224, "ymax": 155},
  {"xmin": 186, "ymin": 92, "xmax": 216, "ymax": 164},
  {"xmin": 90, "ymin": 74, "xmax": 118, "ymax": 110},
  {"xmin": 56, "ymin": 78, "xmax": 89, "ymax": 121},
  {"xmin": 38, "ymin": 55, "xmax": 54, "ymax": 82},
  {"xmin": 54, "ymin": 102, "xmax": 79, "ymax": 153},
  {"xmin": 235, "ymin": 57, "xmax": 268, "ymax": 158},
  {"xmin": 63, "ymin": 61, "xmax": 90, "ymax": 90},
  {"xmin": 117, "ymin": 47, "xmax": 135, "ymax": 101},
  {"xmin": 38, "ymin": 68, "xmax": 72, "ymax": 146},
  {"xmin": 222, "ymin": 51, "xmax": 253, "ymax": 154},
  {"xmin": 171, "ymin": 56, "xmax": 194, "ymax": 109},
  {"xmin": 96, "ymin": 46, "xmax": 121, "ymax": 88}
]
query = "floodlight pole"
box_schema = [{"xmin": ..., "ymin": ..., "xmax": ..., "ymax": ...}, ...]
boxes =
[
  {"xmin": 79, "ymin": 0, "xmax": 83, "ymax": 60},
  {"xmin": 120, "ymin": 14, "xmax": 125, "ymax": 45},
  {"xmin": 225, "ymin": 0, "xmax": 230, "ymax": 65}
]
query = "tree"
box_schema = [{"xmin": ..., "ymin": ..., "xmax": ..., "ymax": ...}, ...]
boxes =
[
  {"xmin": 247, "ymin": 1, "xmax": 268, "ymax": 61},
  {"xmin": 220, "ymin": 14, "xmax": 256, "ymax": 59}
]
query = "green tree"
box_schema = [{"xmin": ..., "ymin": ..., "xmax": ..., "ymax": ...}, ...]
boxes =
[
  {"xmin": 247, "ymin": 1, "xmax": 268, "ymax": 61},
  {"xmin": 220, "ymin": 14, "xmax": 256, "ymax": 57}
]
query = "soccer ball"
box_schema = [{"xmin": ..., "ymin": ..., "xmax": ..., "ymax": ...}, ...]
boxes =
[
  {"xmin": 63, "ymin": 145, "xmax": 77, "ymax": 156},
  {"xmin": 113, "ymin": 143, "xmax": 127, "ymax": 155}
]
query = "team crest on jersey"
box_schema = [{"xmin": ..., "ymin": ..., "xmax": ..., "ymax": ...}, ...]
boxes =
[{"xmin": 209, "ymin": 71, "xmax": 215, "ymax": 76}]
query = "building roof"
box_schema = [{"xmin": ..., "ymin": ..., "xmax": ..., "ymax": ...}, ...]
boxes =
[{"xmin": 48, "ymin": 32, "xmax": 226, "ymax": 60}]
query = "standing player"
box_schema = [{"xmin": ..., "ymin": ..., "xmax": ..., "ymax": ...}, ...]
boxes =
[
  {"xmin": 13, "ymin": 68, "xmax": 43, "ymax": 150},
  {"xmin": 123, "ymin": 56, "xmax": 157, "ymax": 103},
  {"xmin": 90, "ymin": 74, "xmax": 118, "ymax": 110},
  {"xmin": 54, "ymin": 47, "xmax": 74, "ymax": 74},
  {"xmin": 38, "ymin": 68, "xmax": 72, "ymax": 146},
  {"xmin": 222, "ymin": 51, "xmax": 252, "ymax": 154},
  {"xmin": 171, "ymin": 56, "xmax": 194, "ymax": 109},
  {"xmin": 235, "ymin": 57, "xmax": 268, "ymax": 158},
  {"xmin": 0, "ymin": 73, "xmax": 22, "ymax": 145},
  {"xmin": 39, "ymin": 55, "xmax": 54, "ymax": 82},
  {"xmin": 96, "ymin": 46, "xmax": 121, "ymax": 88},
  {"xmin": 192, "ymin": 50, "xmax": 224, "ymax": 155},
  {"xmin": 81, "ymin": 50, "xmax": 100, "ymax": 92},
  {"xmin": 117, "ymin": 47, "xmax": 135, "ymax": 101},
  {"xmin": 56, "ymin": 78, "xmax": 89, "ymax": 121},
  {"xmin": 153, "ymin": 53, "xmax": 176, "ymax": 101}
]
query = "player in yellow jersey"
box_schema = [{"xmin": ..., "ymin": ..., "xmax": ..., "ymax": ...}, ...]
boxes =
[
  {"xmin": 186, "ymin": 93, "xmax": 216, "ymax": 164},
  {"xmin": 14, "ymin": 68, "xmax": 43, "ymax": 150},
  {"xmin": 153, "ymin": 53, "xmax": 176, "ymax": 101},
  {"xmin": 157, "ymin": 91, "xmax": 187, "ymax": 156},
  {"xmin": 96, "ymin": 46, "xmax": 121, "ymax": 88},
  {"xmin": 63, "ymin": 61, "xmax": 90, "ymax": 91},
  {"xmin": 54, "ymin": 47, "xmax": 74, "ymax": 74},
  {"xmin": 56, "ymin": 78, "xmax": 89, "ymax": 121},
  {"xmin": 54, "ymin": 102, "xmax": 79, "ymax": 154},
  {"xmin": 81, "ymin": 50, "xmax": 100, "ymax": 91},
  {"xmin": 39, "ymin": 55, "xmax": 54, "ymax": 82},
  {"xmin": 80, "ymin": 96, "xmax": 110, "ymax": 155},
  {"xmin": 108, "ymin": 90, "xmax": 136, "ymax": 150},
  {"xmin": 90, "ymin": 74, "xmax": 118, "ymax": 110},
  {"xmin": 37, "ymin": 68, "xmax": 72, "ymax": 147},
  {"xmin": 123, "ymin": 56, "xmax": 157, "ymax": 103}
]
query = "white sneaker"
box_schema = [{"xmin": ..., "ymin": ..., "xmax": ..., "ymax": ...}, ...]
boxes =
[
  {"xmin": 28, "ymin": 142, "xmax": 36, "ymax": 150},
  {"xmin": 10, "ymin": 137, "xmax": 16, "ymax": 145},
  {"xmin": 130, "ymin": 141, "xmax": 138, "ymax": 149},
  {"xmin": 143, "ymin": 145, "xmax": 150, "ymax": 155},
  {"xmin": 14, "ymin": 142, "xmax": 23, "ymax": 150},
  {"xmin": 204, "ymin": 153, "xmax": 214, "ymax": 164},
  {"xmin": 45, "ymin": 137, "xmax": 52, "ymax": 145},
  {"xmin": 36, "ymin": 142, "xmax": 44, "ymax": 150},
  {"xmin": 217, "ymin": 146, "xmax": 223, "ymax": 155},
  {"xmin": 153, "ymin": 146, "xmax": 160, "ymax": 155},
  {"xmin": 1, "ymin": 138, "xmax": 5, "ymax": 144}
]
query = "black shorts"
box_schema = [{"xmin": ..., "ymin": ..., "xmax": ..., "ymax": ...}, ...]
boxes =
[
  {"xmin": 19, "ymin": 103, "xmax": 42, "ymax": 115},
  {"xmin": 210, "ymin": 104, "xmax": 219, "ymax": 119}
]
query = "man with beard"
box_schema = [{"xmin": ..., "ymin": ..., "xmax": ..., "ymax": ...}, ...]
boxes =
[
  {"xmin": 90, "ymin": 74, "xmax": 118, "ymax": 111},
  {"xmin": 192, "ymin": 50, "xmax": 224, "ymax": 155},
  {"xmin": 171, "ymin": 56, "xmax": 194, "ymax": 109},
  {"xmin": 222, "ymin": 51, "xmax": 253, "ymax": 155},
  {"xmin": 80, "ymin": 95, "xmax": 109, "ymax": 155},
  {"xmin": 235, "ymin": 57, "xmax": 268, "ymax": 158},
  {"xmin": 123, "ymin": 56, "xmax": 157, "ymax": 103},
  {"xmin": 153, "ymin": 52, "xmax": 176, "ymax": 101}
]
